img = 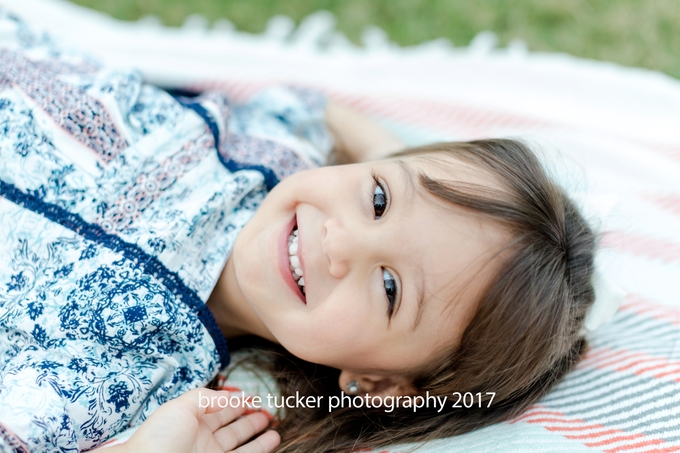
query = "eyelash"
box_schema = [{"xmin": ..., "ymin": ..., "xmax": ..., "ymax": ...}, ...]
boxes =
[
  {"xmin": 383, "ymin": 269, "xmax": 397, "ymax": 318},
  {"xmin": 370, "ymin": 173, "xmax": 398, "ymax": 317}
]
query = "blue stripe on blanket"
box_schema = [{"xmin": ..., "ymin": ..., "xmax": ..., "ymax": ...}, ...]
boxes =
[{"xmin": 0, "ymin": 178, "xmax": 230, "ymax": 368}]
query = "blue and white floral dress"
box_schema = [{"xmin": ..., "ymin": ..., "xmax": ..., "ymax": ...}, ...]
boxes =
[{"xmin": 0, "ymin": 10, "xmax": 333, "ymax": 453}]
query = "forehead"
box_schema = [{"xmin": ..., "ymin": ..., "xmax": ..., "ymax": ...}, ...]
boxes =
[
  {"xmin": 383, "ymin": 153, "xmax": 508, "ymax": 253},
  {"xmin": 381, "ymin": 155, "xmax": 510, "ymax": 356}
]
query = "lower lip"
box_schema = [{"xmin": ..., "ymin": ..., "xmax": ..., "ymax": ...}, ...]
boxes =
[{"xmin": 279, "ymin": 216, "xmax": 306, "ymax": 304}]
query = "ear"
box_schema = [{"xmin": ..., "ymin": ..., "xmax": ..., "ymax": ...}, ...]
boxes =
[{"xmin": 338, "ymin": 370, "xmax": 417, "ymax": 397}]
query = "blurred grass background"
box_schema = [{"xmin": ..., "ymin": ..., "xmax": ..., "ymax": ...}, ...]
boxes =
[{"xmin": 67, "ymin": 0, "xmax": 680, "ymax": 79}]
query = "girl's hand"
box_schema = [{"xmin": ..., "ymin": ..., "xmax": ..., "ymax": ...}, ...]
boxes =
[{"xmin": 105, "ymin": 388, "xmax": 280, "ymax": 453}]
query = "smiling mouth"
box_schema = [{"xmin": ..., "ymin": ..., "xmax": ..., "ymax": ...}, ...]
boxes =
[{"xmin": 287, "ymin": 226, "xmax": 306, "ymax": 300}]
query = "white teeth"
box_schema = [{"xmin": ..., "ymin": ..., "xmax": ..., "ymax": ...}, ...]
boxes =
[{"xmin": 287, "ymin": 227, "xmax": 306, "ymax": 292}]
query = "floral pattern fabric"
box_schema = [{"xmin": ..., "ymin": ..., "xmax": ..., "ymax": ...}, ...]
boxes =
[{"xmin": 0, "ymin": 9, "xmax": 332, "ymax": 453}]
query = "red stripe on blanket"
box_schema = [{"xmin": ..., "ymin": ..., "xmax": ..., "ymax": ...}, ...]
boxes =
[
  {"xmin": 640, "ymin": 144, "xmax": 680, "ymax": 167},
  {"xmin": 577, "ymin": 346, "xmax": 680, "ymax": 382},
  {"xmin": 188, "ymin": 80, "xmax": 555, "ymax": 138},
  {"xmin": 326, "ymin": 91, "xmax": 555, "ymax": 139},
  {"xmin": 601, "ymin": 230, "xmax": 680, "ymax": 264},
  {"xmin": 515, "ymin": 406, "xmax": 680, "ymax": 452},
  {"xmin": 188, "ymin": 80, "xmax": 269, "ymax": 102},
  {"xmin": 577, "ymin": 348, "xmax": 631, "ymax": 370},
  {"xmin": 338, "ymin": 96, "xmax": 680, "ymax": 171},
  {"xmin": 644, "ymin": 193, "xmax": 680, "ymax": 220},
  {"xmin": 619, "ymin": 294, "xmax": 680, "ymax": 326},
  {"xmin": 325, "ymin": 92, "xmax": 680, "ymax": 169}
]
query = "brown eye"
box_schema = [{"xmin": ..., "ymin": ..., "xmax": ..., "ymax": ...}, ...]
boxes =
[
  {"xmin": 373, "ymin": 183, "xmax": 387, "ymax": 219},
  {"xmin": 382, "ymin": 268, "xmax": 397, "ymax": 317}
]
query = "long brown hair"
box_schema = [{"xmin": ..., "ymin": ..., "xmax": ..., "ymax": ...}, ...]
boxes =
[{"xmin": 224, "ymin": 139, "xmax": 596, "ymax": 452}]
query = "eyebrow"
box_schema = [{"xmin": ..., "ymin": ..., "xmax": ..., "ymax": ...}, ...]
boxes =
[
  {"xmin": 411, "ymin": 267, "xmax": 426, "ymax": 331},
  {"xmin": 390, "ymin": 160, "xmax": 426, "ymax": 331},
  {"xmin": 394, "ymin": 159, "xmax": 416, "ymax": 201}
]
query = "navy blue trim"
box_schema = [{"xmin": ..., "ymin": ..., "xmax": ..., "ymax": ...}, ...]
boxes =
[
  {"xmin": 0, "ymin": 179, "xmax": 230, "ymax": 368},
  {"xmin": 173, "ymin": 95, "xmax": 280, "ymax": 191},
  {"xmin": 175, "ymin": 98, "xmax": 221, "ymax": 150},
  {"xmin": 216, "ymin": 155, "xmax": 280, "ymax": 192},
  {"xmin": 163, "ymin": 87, "xmax": 202, "ymax": 99}
]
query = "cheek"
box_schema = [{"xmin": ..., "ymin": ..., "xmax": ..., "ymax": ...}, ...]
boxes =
[
  {"xmin": 231, "ymin": 228, "xmax": 269, "ymax": 301},
  {"xmin": 279, "ymin": 292, "xmax": 377, "ymax": 364},
  {"xmin": 293, "ymin": 166, "xmax": 357, "ymax": 205}
]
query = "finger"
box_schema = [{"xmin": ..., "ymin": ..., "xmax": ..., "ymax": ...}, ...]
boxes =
[
  {"xmin": 203, "ymin": 401, "xmax": 247, "ymax": 432},
  {"xmin": 232, "ymin": 430, "xmax": 281, "ymax": 453},
  {"xmin": 172, "ymin": 388, "xmax": 233, "ymax": 418},
  {"xmin": 196, "ymin": 389, "xmax": 235, "ymax": 416},
  {"xmin": 214, "ymin": 411, "xmax": 270, "ymax": 451}
]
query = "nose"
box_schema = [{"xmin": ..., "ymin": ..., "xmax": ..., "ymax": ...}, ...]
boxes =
[{"xmin": 321, "ymin": 217, "xmax": 365, "ymax": 279}]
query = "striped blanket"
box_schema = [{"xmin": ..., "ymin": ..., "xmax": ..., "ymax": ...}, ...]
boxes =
[{"xmin": 4, "ymin": 0, "xmax": 680, "ymax": 452}]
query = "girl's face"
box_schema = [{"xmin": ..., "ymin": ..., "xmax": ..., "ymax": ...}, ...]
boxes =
[{"xmin": 229, "ymin": 155, "xmax": 509, "ymax": 376}]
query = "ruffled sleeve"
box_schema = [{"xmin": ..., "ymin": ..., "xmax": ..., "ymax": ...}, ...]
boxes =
[{"xmin": 176, "ymin": 85, "xmax": 333, "ymax": 191}]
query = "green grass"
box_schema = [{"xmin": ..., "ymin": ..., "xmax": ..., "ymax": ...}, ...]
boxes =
[{"xmin": 68, "ymin": 0, "xmax": 680, "ymax": 79}]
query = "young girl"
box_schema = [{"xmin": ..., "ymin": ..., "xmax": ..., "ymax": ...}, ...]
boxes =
[{"xmin": 0, "ymin": 10, "xmax": 596, "ymax": 453}]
